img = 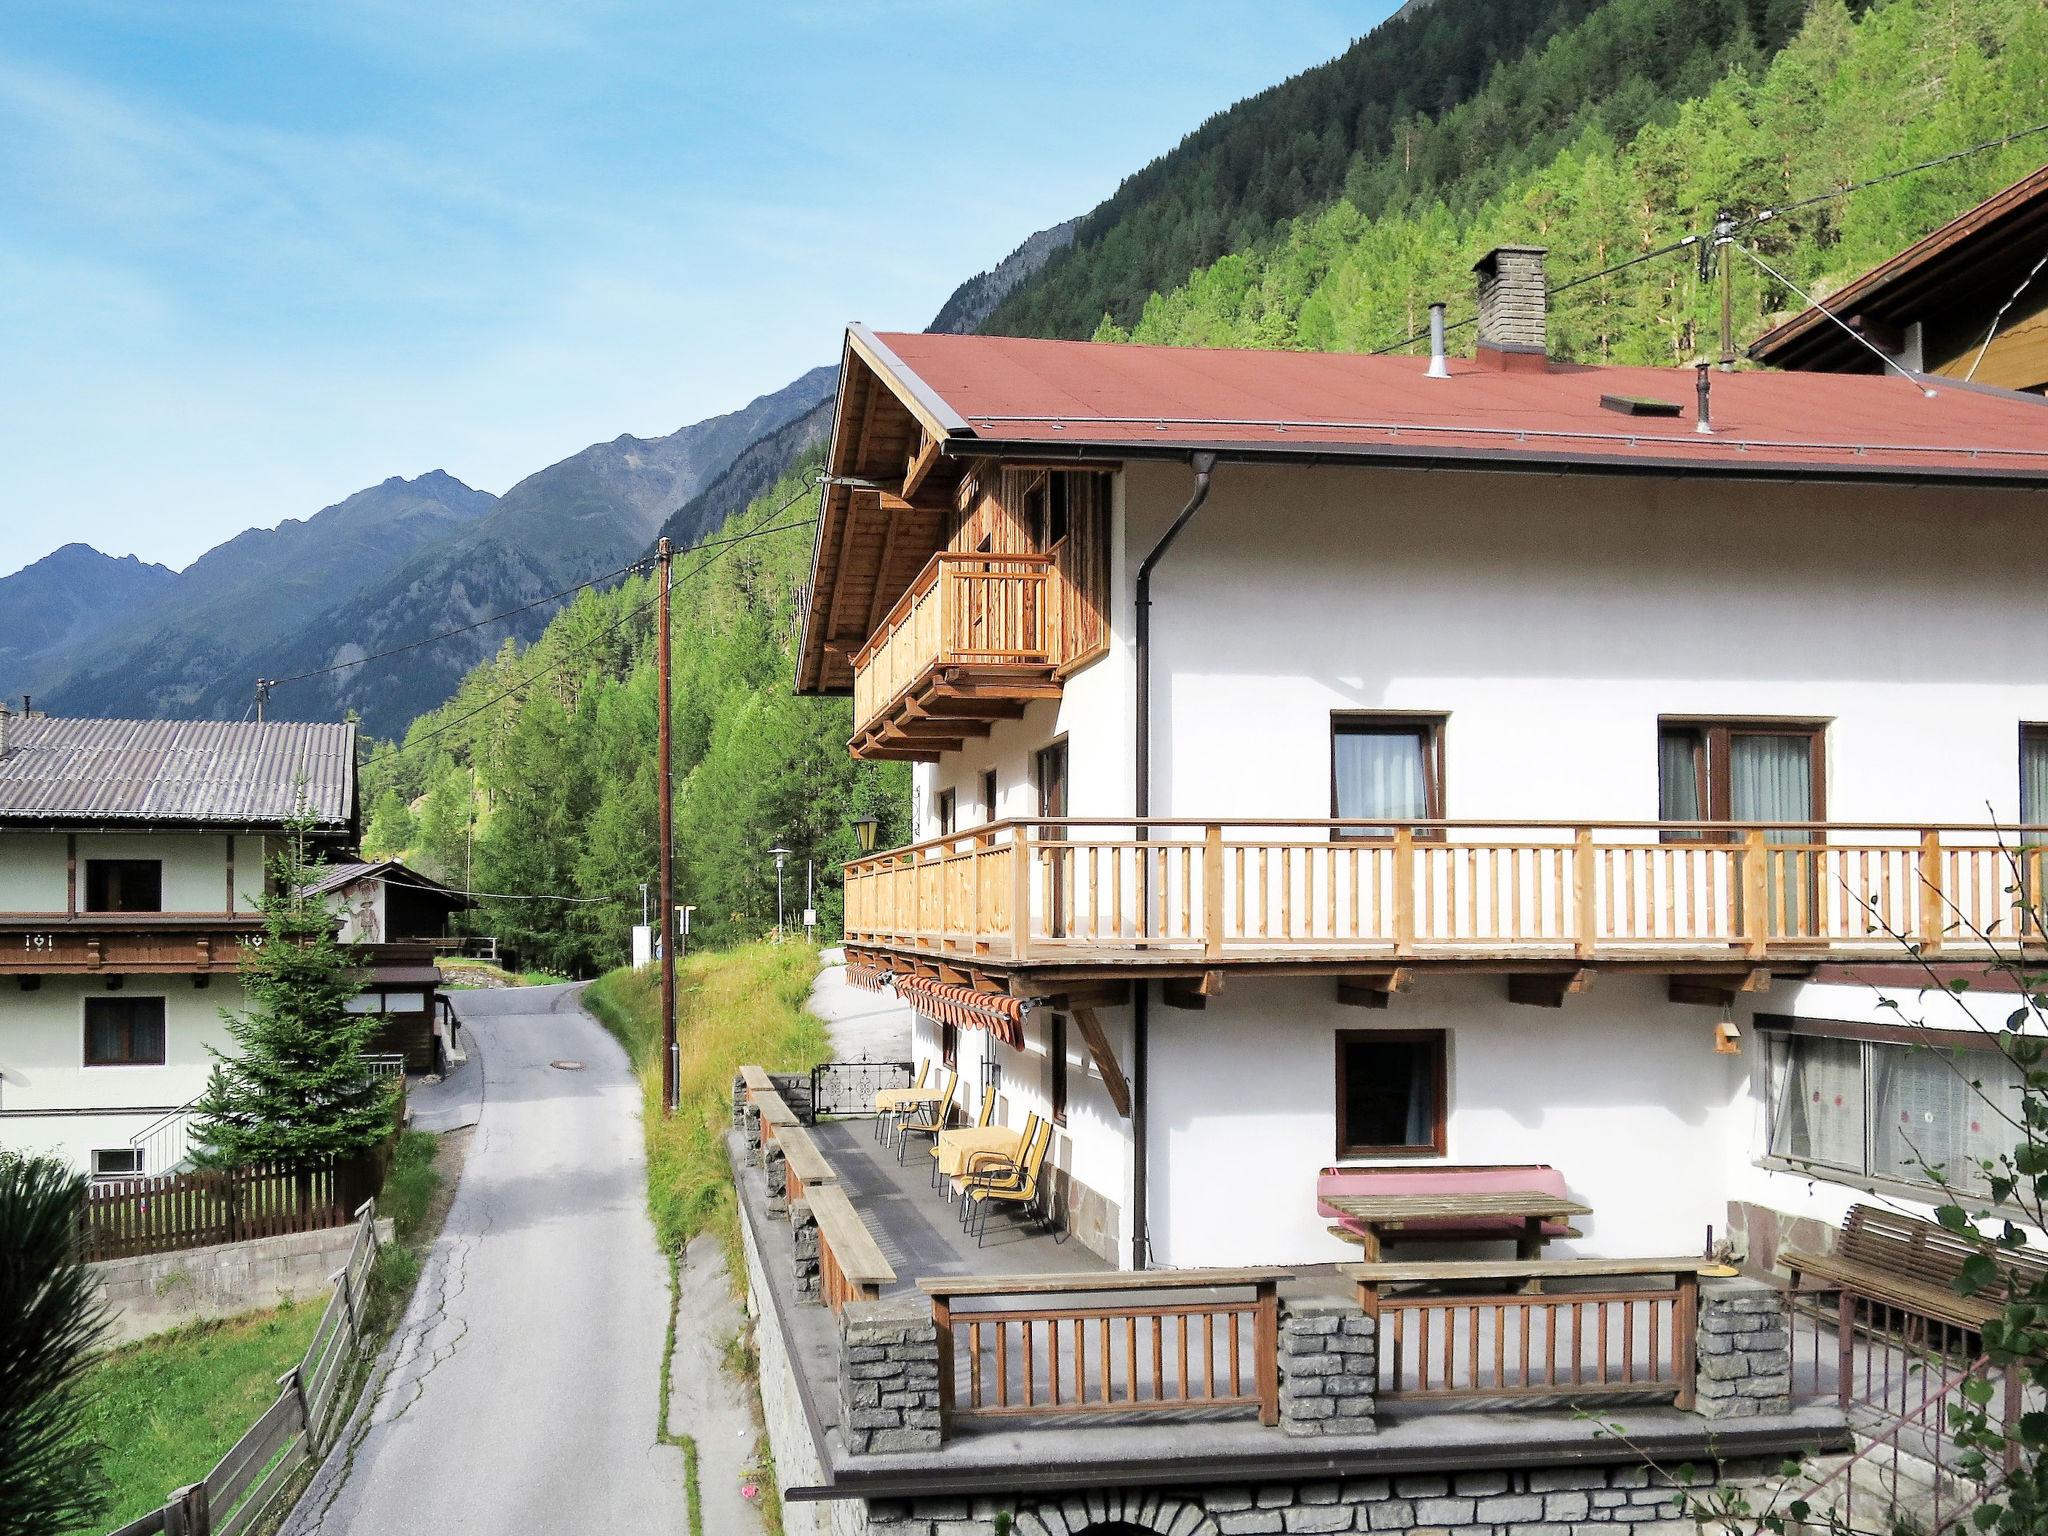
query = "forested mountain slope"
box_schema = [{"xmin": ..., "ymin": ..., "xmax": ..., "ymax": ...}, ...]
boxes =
[
  {"xmin": 1106, "ymin": 0, "xmax": 2047, "ymax": 364},
  {"xmin": 985, "ymin": 0, "xmax": 1835, "ymax": 338}
]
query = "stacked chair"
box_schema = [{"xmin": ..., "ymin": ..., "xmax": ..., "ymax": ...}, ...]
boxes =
[
  {"xmin": 931, "ymin": 1084, "xmax": 1002, "ymax": 1191},
  {"xmin": 895, "ymin": 1072, "xmax": 958, "ymax": 1165},
  {"xmin": 956, "ymin": 1117, "xmax": 1054, "ymax": 1246}
]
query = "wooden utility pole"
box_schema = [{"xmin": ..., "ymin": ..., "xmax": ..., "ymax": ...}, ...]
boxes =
[{"xmin": 656, "ymin": 538, "xmax": 678, "ymax": 1115}]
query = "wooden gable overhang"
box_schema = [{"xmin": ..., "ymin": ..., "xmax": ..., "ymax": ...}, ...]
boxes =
[{"xmin": 797, "ymin": 328, "xmax": 978, "ymax": 697}]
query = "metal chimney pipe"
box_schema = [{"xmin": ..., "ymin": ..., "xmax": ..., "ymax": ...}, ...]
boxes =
[
  {"xmin": 1694, "ymin": 362, "xmax": 1713, "ymax": 435},
  {"xmin": 1426, "ymin": 304, "xmax": 1450, "ymax": 379}
]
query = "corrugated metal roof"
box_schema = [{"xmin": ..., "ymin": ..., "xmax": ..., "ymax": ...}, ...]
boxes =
[
  {"xmin": 0, "ymin": 717, "xmax": 356, "ymax": 827},
  {"xmin": 300, "ymin": 857, "xmax": 470, "ymax": 903},
  {"xmin": 869, "ymin": 329, "xmax": 2048, "ymax": 480}
]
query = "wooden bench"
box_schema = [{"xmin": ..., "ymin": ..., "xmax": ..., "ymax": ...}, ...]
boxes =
[
  {"xmin": 1345, "ymin": 1255, "xmax": 1729, "ymax": 1300},
  {"xmin": 1781, "ymin": 1204, "xmax": 2048, "ymax": 1331},
  {"xmin": 753, "ymin": 1089, "xmax": 801, "ymax": 1145},
  {"xmin": 1317, "ymin": 1164, "xmax": 1585, "ymax": 1258},
  {"xmin": 777, "ymin": 1124, "xmax": 837, "ymax": 1205},
  {"xmin": 807, "ymin": 1184, "xmax": 894, "ymax": 1312}
]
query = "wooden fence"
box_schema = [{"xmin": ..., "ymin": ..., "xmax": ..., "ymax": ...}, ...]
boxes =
[
  {"xmin": 82, "ymin": 1158, "xmax": 379, "ymax": 1263},
  {"xmin": 925, "ymin": 1270, "xmax": 1283, "ymax": 1427},
  {"xmin": 103, "ymin": 1201, "xmax": 381, "ymax": 1536}
]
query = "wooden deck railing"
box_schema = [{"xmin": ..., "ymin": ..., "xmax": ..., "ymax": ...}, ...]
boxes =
[
  {"xmin": 923, "ymin": 1270, "xmax": 1283, "ymax": 1427},
  {"xmin": 1349, "ymin": 1259, "xmax": 1703, "ymax": 1407},
  {"xmin": 850, "ymin": 552, "xmax": 1054, "ymax": 737},
  {"xmin": 843, "ymin": 818, "xmax": 2048, "ymax": 966}
]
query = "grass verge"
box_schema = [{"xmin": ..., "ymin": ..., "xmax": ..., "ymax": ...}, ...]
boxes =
[
  {"xmin": 586, "ymin": 940, "xmax": 828, "ymax": 1535},
  {"xmin": 65, "ymin": 1305, "xmax": 322, "ymax": 1536}
]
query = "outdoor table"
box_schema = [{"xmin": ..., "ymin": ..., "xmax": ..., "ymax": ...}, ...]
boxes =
[
  {"xmin": 936, "ymin": 1125, "xmax": 1022, "ymax": 1179},
  {"xmin": 875, "ymin": 1085, "xmax": 947, "ymax": 1113},
  {"xmin": 1324, "ymin": 1191, "xmax": 1593, "ymax": 1263}
]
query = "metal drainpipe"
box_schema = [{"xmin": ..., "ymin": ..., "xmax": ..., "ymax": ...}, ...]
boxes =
[{"xmin": 1129, "ymin": 450, "xmax": 1218, "ymax": 1270}]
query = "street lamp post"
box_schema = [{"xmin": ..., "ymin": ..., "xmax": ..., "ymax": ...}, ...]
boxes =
[{"xmin": 769, "ymin": 846, "xmax": 792, "ymax": 937}]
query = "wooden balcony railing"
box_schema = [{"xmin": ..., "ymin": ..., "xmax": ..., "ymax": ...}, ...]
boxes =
[
  {"xmin": 842, "ymin": 818, "xmax": 2048, "ymax": 967},
  {"xmin": 924, "ymin": 1270, "xmax": 1283, "ymax": 1427},
  {"xmin": 850, "ymin": 552, "xmax": 1055, "ymax": 745},
  {"xmin": 0, "ymin": 915, "xmax": 266, "ymax": 974}
]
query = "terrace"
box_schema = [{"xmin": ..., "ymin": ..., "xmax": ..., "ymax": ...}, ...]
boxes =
[{"xmin": 731, "ymin": 1068, "xmax": 1849, "ymax": 1503}]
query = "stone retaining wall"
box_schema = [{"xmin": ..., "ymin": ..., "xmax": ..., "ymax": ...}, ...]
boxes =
[
  {"xmin": 1696, "ymin": 1280, "xmax": 1792, "ymax": 1419},
  {"xmin": 89, "ymin": 1218, "xmax": 394, "ymax": 1345}
]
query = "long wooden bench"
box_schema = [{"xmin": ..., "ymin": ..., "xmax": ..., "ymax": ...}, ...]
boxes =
[
  {"xmin": 753, "ymin": 1089, "xmax": 801, "ymax": 1146},
  {"xmin": 1781, "ymin": 1204, "xmax": 2047, "ymax": 1331},
  {"xmin": 777, "ymin": 1124, "xmax": 837, "ymax": 1205},
  {"xmin": 739, "ymin": 1064, "xmax": 777, "ymax": 1100},
  {"xmin": 807, "ymin": 1184, "xmax": 894, "ymax": 1312}
]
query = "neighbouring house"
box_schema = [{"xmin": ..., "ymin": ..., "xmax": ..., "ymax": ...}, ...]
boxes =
[
  {"xmin": 737, "ymin": 249, "xmax": 2048, "ymax": 1531},
  {"xmin": 0, "ymin": 712, "xmax": 359, "ymax": 1176},
  {"xmin": 1750, "ymin": 164, "xmax": 2048, "ymax": 391},
  {"xmin": 304, "ymin": 858, "xmax": 472, "ymax": 1073}
]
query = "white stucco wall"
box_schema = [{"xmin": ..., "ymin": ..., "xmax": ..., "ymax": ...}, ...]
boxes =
[
  {"xmin": 0, "ymin": 975, "xmax": 244, "ymax": 1172},
  {"xmin": 0, "ymin": 832, "xmax": 68, "ymax": 910},
  {"xmin": 0, "ymin": 830, "xmax": 256, "ymax": 916}
]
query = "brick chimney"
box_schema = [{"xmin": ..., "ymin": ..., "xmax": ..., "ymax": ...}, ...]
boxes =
[{"xmin": 1473, "ymin": 245, "xmax": 1549, "ymax": 372}]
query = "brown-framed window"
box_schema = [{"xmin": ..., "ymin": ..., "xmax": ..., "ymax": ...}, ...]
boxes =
[
  {"xmin": 981, "ymin": 769, "xmax": 1000, "ymax": 825},
  {"xmin": 1657, "ymin": 718, "xmax": 1825, "ymax": 836},
  {"xmin": 1026, "ymin": 472, "xmax": 1073, "ymax": 552},
  {"xmin": 1331, "ymin": 715, "xmax": 1444, "ymax": 836},
  {"xmin": 85, "ymin": 859, "xmax": 162, "ymax": 913},
  {"xmin": 84, "ymin": 996, "xmax": 166, "ymax": 1067},
  {"xmin": 1336, "ymin": 1029, "xmax": 1447, "ymax": 1158},
  {"xmin": 935, "ymin": 789, "xmax": 956, "ymax": 838},
  {"xmin": 1048, "ymin": 1013, "xmax": 1069, "ymax": 1126},
  {"xmin": 2022, "ymin": 724, "xmax": 2048, "ymax": 828},
  {"xmin": 941, "ymin": 1019, "xmax": 959, "ymax": 1071}
]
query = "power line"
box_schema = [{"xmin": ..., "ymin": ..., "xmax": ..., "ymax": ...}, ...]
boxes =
[
  {"xmin": 1365, "ymin": 118, "xmax": 2048, "ymax": 356},
  {"xmin": 375, "ymin": 483, "xmax": 821, "ymax": 765},
  {"xmin": 1732, "ymin": 240, "xmax": 1935, "ymax": 395}
]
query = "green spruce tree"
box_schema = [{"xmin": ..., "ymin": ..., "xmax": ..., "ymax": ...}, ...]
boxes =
[{"xmin": 188, "ymin": 818, "xmax": 392, "ymax": 1172}]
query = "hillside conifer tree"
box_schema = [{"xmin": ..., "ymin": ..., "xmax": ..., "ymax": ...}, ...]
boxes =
[
  {"xmin": 0, "ymin": 1153, "xmax": 109, "ymax": 1535},
  {"xmin": 188, "ymin": 817, "xmax": 392, "ymax": 1172}
]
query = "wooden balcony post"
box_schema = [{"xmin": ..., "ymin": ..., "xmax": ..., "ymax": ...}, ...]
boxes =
[
  {"xmin": 1254, "ymin": 1279, "xmax": 1280, "ymax": 1427},
  {"xmin": 932, "ymin": 1295, "xmax": 957, "ymax": 1429},
  {"xmin": 1673, "ymin": 1270, "xmax": 1699, "ymax": 1412},
  {"xmin": 1393, "ymin": 827, "xmax": 1415, "ymax": 957},
  {"xmin": 1010, "ymin": 824, "xmax": 1032, "ymax": 963},
  {"xmin": 1918, "ymin": 828, "xmax": 1945, "ymax": 956},
  {"xmin": 1742, "ymin": 829, "xmax": 1770, "ymax": 959},
  {"xmin": 1574, "ymin": 826, "xmax": 1597, "ymax": 958},
  {"xmin": 1203, "ymin": 824, "xmax": 1225, "ymax": 960}
]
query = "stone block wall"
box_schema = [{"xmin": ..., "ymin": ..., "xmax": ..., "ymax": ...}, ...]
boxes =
[
  {"xmin": 765, "ymin": 1137, "xmax": 789, "ymax": 1217},
  {"xmin": 1278, "ymin": 1296, "xmax": 1376, "ymax": 1436},
  {"xmin": 838, "ymin": 1297, "xmax": 943, "ymax": 1454},
  {"xmin": 855, "ymin": 1460, "xmax": 1780, "ymax": 1535},
  {"xmin": 89, "ymin": 1218, "xmax": 394, "ymax": 1345},
  {"xmin": 732, "ymin": 1071, "xmax": 748, "ymax": 1131},
  {"xmin": 790, "ymin": 1198, "xmax": 821, "ymax": 1302},
  {"xmin": 1694, "ymin": 1279, "xmax": 1791, "ymax": 1419}
]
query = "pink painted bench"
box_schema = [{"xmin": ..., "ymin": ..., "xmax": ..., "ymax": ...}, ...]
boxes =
[{"xmin": 1316, "ymin": 1163, "xmax": 1584, "ymax": 1256}]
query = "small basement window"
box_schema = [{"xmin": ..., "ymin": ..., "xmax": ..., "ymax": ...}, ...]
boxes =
[
  {"xmin": 91, "ymin": 1147, "xmax": 143, "ymax": 1180},
  {"xmin": 1336, "ymin": 1030, "xmax": 1447, "ymax": 1158},
  {"xmin": 84, "ymin": 996, "xmax": 166, "ymax": 1066},
  {"xmin": 85, "ymin": 859, "xmax": 163, "ymax": 913}
]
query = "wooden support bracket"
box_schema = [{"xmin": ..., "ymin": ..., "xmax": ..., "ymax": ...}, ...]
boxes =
[
  {"xmin": 1071, "ymin": 1007, "xmax": 1131, "ymax": 1118},
  {"xmin": 1507, "ymin": 968, "xmax": 1595, "ymax": 1008},
  {"xmin": 1161, "ymin": 977, "xmax": 1207, "ymax": 1011},
  {"xmin": 1336, "ymin": 969, "xmax": 1412, "ymax": 1009}
]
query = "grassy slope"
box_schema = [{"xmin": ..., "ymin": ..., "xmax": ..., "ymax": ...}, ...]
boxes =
[
  {"xmin": 585, "ymin": 941, "xmax": 829, "ymax": 1269},
  {"xmin": 67, "ymin": 1306, "xmax": 322, "ymax": 1535}
]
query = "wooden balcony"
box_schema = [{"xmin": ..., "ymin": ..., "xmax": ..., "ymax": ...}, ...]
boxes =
[
  {"xmin": 849, "ymin": 552, "xmax": 1062, "ymax": 762},
  {"xmin": 0, "ymin": 915, "xmax": 267, "ymax": 974},
  {"xmin": 842, "ymin": 819, "xmax": 2048, "ymax": 984}
]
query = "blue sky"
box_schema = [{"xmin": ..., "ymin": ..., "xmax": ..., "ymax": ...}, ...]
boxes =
[{"xmin": 0, "ymin": 2, "xmax": 1391, "ymax": 575}]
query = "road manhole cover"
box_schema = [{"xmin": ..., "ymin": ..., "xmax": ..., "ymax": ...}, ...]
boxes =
[{"xmin": 550, "ymin": 1059, "xmax": 586, "ymax": 1071}]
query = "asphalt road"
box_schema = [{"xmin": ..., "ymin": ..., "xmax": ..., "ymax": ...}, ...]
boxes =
[{"xmin": 283, "ymin": 983, "xmax": 688, "ymax": 1535}]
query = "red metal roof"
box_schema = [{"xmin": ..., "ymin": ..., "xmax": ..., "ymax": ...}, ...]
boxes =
[{"xmin": 869, "ymin": 329, "xmax": 2048, "ymax": 482}]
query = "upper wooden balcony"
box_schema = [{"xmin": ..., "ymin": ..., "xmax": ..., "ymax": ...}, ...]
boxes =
[
  {"xmin": 0, "ymin": 914, "xmax": 267, "ymax": 974},
  {"xmin": 849, "ymin": 552, "xmax": 1063, "ymax": 762},
  {"xmin": 843, "ymin": 818, "xmax": 2048, "ymax": 987}
]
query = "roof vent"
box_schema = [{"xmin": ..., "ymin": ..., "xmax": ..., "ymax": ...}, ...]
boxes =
[
  {"xmin": 1599, "ymin": 394, "xmax": 1682, "ymax": 418},
  {"xmin": 1473, "ymin": 245, "xmax": 1548, "ymax": 372}
]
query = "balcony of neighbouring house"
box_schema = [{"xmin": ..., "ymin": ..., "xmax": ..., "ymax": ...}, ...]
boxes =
[
  {"xmin": 0, "ymin": 913, "xmax": 268, "ymax": 974},
  {"xmin": 849, "ymin": 552, "xmax": 1063, "ymax": 762},
  {"xmin": 842, "ymin": 817, "xmax": 2047, "ymax": 986},
  {"xmin": 729, "ymin": 1067, "xmax": 1849, "ymax": 1501}
]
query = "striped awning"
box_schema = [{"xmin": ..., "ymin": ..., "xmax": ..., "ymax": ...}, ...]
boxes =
[
  {"xmin": 892, "ymin": 976, "xmax": 1028, "ymax": 1049},
  {"xmin": 846, "ymin": 960, "xmax": 888, "ymax": 992}
]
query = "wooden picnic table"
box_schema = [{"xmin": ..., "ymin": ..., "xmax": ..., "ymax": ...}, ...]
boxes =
[
  {"xmin": 935, "ymin": 1126, "xmax": 1022, "ymax": 1179},
  {"xmin": 875, "ymin": 1085, "xmax": 947, "ymax": 1113},
  {"xmin": 1325, "ymin": 1191, "xmax": 1593, "ymax": 1263}
]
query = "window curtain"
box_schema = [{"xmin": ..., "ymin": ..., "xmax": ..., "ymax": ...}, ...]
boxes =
[
  {"xmin": 2023, "ymin": 731, "xmax": 2048, "ymax": 828},
  {"xmin": 1659, "ymin": 729, "xmax": 1704, "ymax": 838},
  {"xmin": 1769, "ymin": 1034, "xmax": 1863, "ymax": 1172},
  {"xmin": 1404, "ymin": 1046, "xmax": 1434, "ymax": 1146},
  {"xmin": 1335, "ymin": 730, "xmax": 1427, "ymax": 821},
  {"xmin": 87, "ymin": 1010, "xmax": 126, "ymax": 1063},
  {"xmin": 1870, "ymin": 1042, "xmax": 2021, "ymax": 1195},
  {"xmin": 1730, "ymin": 733, "xmax": 1813, "ymax": 842}
]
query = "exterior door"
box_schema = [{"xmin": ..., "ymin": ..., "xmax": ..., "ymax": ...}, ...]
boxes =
[{"xmin": 1036, "ymin": 743, "xmax": 1069, "ymax": 939}]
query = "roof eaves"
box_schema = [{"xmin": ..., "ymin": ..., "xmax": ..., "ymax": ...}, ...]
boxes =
[{"xmin": 847, "ymin": 325, "xmax": 974, "ymax": 441}]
